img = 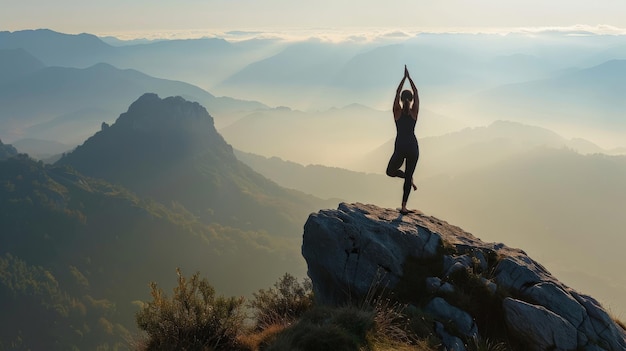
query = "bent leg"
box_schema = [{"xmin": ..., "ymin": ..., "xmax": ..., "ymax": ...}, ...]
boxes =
[{"xmin": 386, "ymin": 149, "xmax": 406, "ymax": 178}]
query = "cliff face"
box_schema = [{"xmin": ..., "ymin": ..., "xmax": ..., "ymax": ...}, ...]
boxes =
[{"xmin": 302, "ymin": 203, "xmax": 626, "ymax": 351}]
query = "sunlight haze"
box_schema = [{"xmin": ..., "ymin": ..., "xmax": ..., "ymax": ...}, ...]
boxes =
[
  {"xmin": 4, "ymin": 0, "xmax": 626, "ymax": 38},
  {"xmin": 2, "ymin": 0, "xmax": 626, "ymax": 347}
]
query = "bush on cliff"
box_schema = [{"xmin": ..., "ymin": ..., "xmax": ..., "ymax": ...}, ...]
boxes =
[
  {"xmin": 135, "ymin": 268, "xmax": 246, "ymax": 351},
  {"xmin": 248, "ymin": 273, "xmax": 314, "ymax": 330},
  {"xmin": 134, "ymin": 269, "xmax": 542, "ymax": 351}
]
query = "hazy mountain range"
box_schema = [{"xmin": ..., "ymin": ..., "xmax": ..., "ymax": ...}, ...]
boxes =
[
  {"xmin": 355, "ymin": 120, "xmax": 624, "ymax": 175},
  {"xmin": 1, "ymin": 27, "xmax": 625, "ymax": 347},
  {"xmin": 2, "ymin": 28, "xmax": 626, "ymax": 154},
  {"xmin": 454, "ymin": 59, "xmax": 626, "ymax": 146},
  {"xmin": 0, "ymin": 47, "xmax": 264, "ymax": 148},
  {"xmin": 0, "ymin": 29, "xmax": 283, "ymax": 88}
]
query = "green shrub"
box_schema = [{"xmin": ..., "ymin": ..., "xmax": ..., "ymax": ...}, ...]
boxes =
[
  {"xmin": 248, "ymin": 273, "xmax": 313, "ymax": 330},
  {"xmin": 265, "ymin": 305, "xmax": 371, "ymax": 351},
  {"xmin": 135, "ymin": 268, "xmax": 246, "ymax": 351}
]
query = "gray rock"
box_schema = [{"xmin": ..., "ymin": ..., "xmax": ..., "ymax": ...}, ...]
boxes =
[
  {"xmin": 302, "ymin": 203, "xmax": 626, "ymax": 350},
  {"xmin": 503, "ymin": 298, "xmax": 577, "ymax": 350},
  {"xmin": 443, "ymin": 254, "xmax": 473, "ymax": 277},
  {"xmin": 302, "ymin": 202, "xmax": 442, "ymax": 305},
  {"xmin": 493, "ymin": 251, "xmax": 553, "ymax": 292},
  {"xmin": 426, "ymin": 277, "xmax": 455, "ymax": 294},
  {"xmin": 435, "ymin": 321, "xmax": 467, "ymax": 351},
  {"xmin": 572, "ymin": 292, "xmax": 626, "ymax": 351},
  {"xmin": 426, "ymin": 297, "xmax": 478, "ymax": 339},
  {"xmin": 525, "ymin": 282, "xmax": 596, "ymax": 344}
]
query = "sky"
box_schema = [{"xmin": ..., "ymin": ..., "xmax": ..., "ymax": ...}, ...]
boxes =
[{"xmin": 3, "ymin": 0, "xmax": 626, "ymax": 39}]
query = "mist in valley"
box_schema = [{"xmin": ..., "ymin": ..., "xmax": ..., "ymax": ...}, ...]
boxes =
[{"xmin": 1, "ymin": 26, "xmax": 626, "ymax": 341}]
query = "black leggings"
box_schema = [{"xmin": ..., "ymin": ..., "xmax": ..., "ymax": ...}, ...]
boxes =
[{"xmin": 386, "ymin": 143, "xmax": 419, "ymax": 203}]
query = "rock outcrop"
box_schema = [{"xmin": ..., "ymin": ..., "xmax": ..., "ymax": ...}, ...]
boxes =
[
  {"xmin": 302, "ymin": 203, "xmax": 626, "ymax": 351},
  {"xmin": 0, "ymin": 139, "xmax": 18, "ymax": 160}
]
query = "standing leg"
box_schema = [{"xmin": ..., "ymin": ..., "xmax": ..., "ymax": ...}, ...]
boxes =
[{"xmin": 401, "ymin": 146, "xmax": 419, "ymax": 204}]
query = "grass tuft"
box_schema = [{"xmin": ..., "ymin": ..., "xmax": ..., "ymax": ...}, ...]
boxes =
[{"xmin": 237, "ymin": 323, "xmax": 286, "ymax": 351}]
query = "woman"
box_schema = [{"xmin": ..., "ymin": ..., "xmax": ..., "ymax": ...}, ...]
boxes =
[{"xmin": 386, "ymin": 66, "xmax": 419, "ymax": 215}]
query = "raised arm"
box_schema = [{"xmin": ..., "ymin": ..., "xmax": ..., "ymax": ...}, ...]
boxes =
[
  {"xmin": 393, "ymin": 71, "xmax": 407, "ymax": 119},
  {"xmin": 406, "ymin": 72, "xmax": 419, "ymax": 119}
]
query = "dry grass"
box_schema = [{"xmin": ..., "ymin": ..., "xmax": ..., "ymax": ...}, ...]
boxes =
[
  {"xmin": 133, "ymin": 271, "xmax": 443, "ymax": 351},
  {"xmin": 261, "ymin": 303, "xmax": 439, "ymax": 351},
  {"xmin": 366, "ymin": 339, "xmax": 437, "ymax": 351},
  {"xmin": 357, "ymin": 268, "xmax": 439, "ymax": 351},
  {"xmin": 237, "ymin": 323, "xmax": 287, "ymax": 351}
]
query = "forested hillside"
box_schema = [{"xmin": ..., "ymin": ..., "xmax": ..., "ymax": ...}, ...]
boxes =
[{"xmin": 0, "ymin": 94, "xmax": 332, "ymax": 349}]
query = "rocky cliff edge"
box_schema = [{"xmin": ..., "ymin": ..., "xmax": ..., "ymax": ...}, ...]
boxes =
[{"xmin": 302, "ymin": 203, "xmax": 626, "ymax": 351}]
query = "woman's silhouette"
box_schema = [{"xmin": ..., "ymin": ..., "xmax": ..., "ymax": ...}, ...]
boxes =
[{"xmin": 386, "ymin": 65, "xmax": 419, "ymax": 215}]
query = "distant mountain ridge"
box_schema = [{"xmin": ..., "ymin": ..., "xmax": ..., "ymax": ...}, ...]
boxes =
[
  {"xmin": 354, "ymin": 120, "xmax": 618, "ymax": 175},
  {"xmin": 10, "ymin": 138, "xmax": 71, "ymax": 161},
  {"xmin": 0, "ymin": 49, "xmax": 265, "ymax": 146},
  {"xmin": 0, "ymin": 29, "xmax": 284, "ymax": 89},
  {"xmin": 0, "ymin": 29, "xmax": 114, "ymax": 67},
  {"xmin": 4, "ymin": 28, "xmax": 626, "ymax": 153},
  {"xmin": 0, "ymin": 48, "xmax": 45, "ymax": 81},
  {"xmin": 219, "ymin": 104, "xmax": 466, "ymax": 168},
  {"xmin": 459, "ymin": 59, "xmax": 626, "ymax": 146}
]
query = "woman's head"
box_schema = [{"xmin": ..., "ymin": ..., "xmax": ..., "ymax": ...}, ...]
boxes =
[{"xmin": 401, "ymin": 90, "xmax": 413, "ymax": 104}]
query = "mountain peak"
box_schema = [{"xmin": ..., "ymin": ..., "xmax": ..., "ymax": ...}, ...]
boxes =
[
  {"xmin": 56, "ymin": 93, "xmax": 231, "ymax": 183},
  {"xmin": 115, "ymin": 93, "xmax": 217, "ymax": 135},
  {"xmin": 303, "ymin": 202, "xmax": 626, "ymax": 351},
  {"xmin": 55, "ymin": 94, "xmax": 325, "ymax": 233}
]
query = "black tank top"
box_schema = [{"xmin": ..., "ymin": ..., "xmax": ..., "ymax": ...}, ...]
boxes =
[{"xmin": 395, "ymin": 112, "xmax": 417, "ymax": 145}]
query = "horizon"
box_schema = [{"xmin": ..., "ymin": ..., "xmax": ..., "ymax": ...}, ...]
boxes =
[
  {"xmin": 5, "ymin": 24, "xmax": 626, "ymax": 43},
  {"xmin": 4, "ymin": 0, "xmax": 626, "ymax": 41}
]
